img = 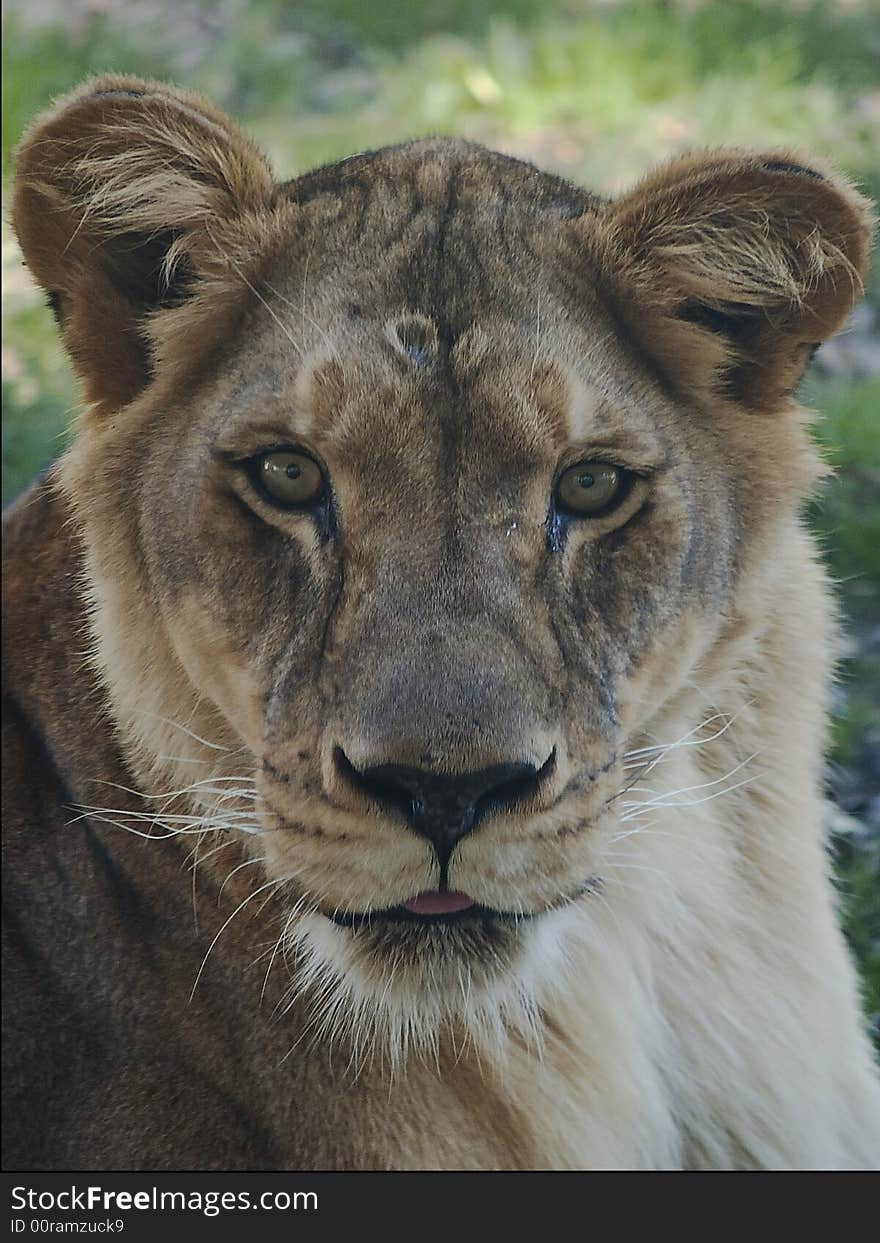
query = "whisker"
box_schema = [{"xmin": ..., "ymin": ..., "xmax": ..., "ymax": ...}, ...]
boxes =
[
  {"xmin": 264, "ymin": 277, "xmax": 340, "ymax": 363},
  {"xmin": 72, "ymin": 803, "xmax": 259, "ymax": 827},
  {"xmin": 261, "ymin": 895, "xmax": 310, "ymax": 1007},
  {"xmin": 608, "ymin": 822, "xmax": 668, "ymax": 845},
  {"xmin": 218, "ymin": 855, "xmax": 268, "ymax": 901},
  {"xmin": 221, "ymin": 253, "xmax": 305, "ymax": 358},
  {"xmin": 611, "ymin": 709, "xmax": 753, "ymax": 807},
  {"xmin": 626, "ymin": 751, "xmax": 760, "ymax": 807},
  {"xmin": 87, "ymin": 775, "xmax": 257, "ymax": 803},
  {"xmin": 66, "ymin": 809, "xmax": 188, "ymax": 841},
  {"xmin": 141, "ymin": 712, "xmax": 236, "ymax": 752},
  {"xmin": 68, "ymin": 804, "xmax": 266, "ymax": 838},
  {"xmin": 189, "ymin": 876, "xmax": 290, "ymax": 1002},
  {"xmin": 156, "ymin": 754, "xmax": 211, "ymax": 766},
  {"xmin": 622, "ymin": 711, "xmax": 737, "ymax": 760},
  {"xmin": 620, "ymin": 774, "xmax": 765, "ymax": 822}
]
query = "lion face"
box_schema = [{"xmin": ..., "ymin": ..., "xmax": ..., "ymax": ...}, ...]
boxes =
[
  {"xmin": 14, "ymin": 78, "xmax": 871, "ymax": 1060},
  {"xmin": 112, "ymin": 218, "xmax": 741, "ymax": 1029}
]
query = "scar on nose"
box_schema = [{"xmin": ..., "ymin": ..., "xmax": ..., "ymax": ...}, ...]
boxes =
[{"xmin": 386, "ymin": 313, "xmax": 438, "ymax": 367}]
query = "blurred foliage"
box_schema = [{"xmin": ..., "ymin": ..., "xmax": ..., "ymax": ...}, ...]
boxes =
[
  {"xmin": 4, "ymin": 3, "xmax": 879, "ymax": 210},
  {"xmin": 2, "ymin": 0, "xmax": 878, "ymax": 1033}
]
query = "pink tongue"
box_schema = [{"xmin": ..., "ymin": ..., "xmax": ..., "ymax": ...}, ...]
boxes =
[{"xmin": 403, "ymin": 890, "xmax": 476, "ymax": 916}]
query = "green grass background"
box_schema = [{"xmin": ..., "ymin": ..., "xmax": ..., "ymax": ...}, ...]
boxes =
[{"xmin": 2, "ymin": 0, "xmax": 878, "ymax": 1036}]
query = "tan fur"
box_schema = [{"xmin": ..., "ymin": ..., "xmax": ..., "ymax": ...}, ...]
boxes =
[{"xmin": 3, "ymin": 76, "xmax": 879, "ymax": 1170}]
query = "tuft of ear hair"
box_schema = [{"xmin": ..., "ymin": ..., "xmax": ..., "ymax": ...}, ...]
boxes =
[
  {"xmin": 12, "ymin": 75, "xmax": 280, "ymax": 414},
  {"xmin": 590, "ymin": 150, "xmax": 876, "ymax": 410}
]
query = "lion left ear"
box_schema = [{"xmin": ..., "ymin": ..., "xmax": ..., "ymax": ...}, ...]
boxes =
[{"xmin": 590, "ymin": 151, "xmax": 875, "ymax": 410}]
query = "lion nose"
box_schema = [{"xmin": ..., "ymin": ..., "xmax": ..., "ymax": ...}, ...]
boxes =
[{"xmin": 335, "ymin": 749, "xmax": 555, "ymax": 867}]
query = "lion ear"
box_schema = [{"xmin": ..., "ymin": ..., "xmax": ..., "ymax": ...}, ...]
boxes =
[
  {"xmin": 12, "ymin": 75, "xmax": 278, "ymax": 414},
  {"xmin": 592, "ymin": 151, "xmax": 875, "ymax": 410}
]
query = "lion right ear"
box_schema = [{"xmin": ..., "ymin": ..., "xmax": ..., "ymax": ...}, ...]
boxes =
[
  {"xmin": 12, "ymin": 75, "xmax": 279, "ymax": 415},
  {"xmin": 587, "ymin": 150, "xmax": 875, "ymax": 411}
]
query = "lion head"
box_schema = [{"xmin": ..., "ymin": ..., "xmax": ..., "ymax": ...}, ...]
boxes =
[{"xmin": 13, "ymin": 76, "xmax": 873, "ymax": 1067}]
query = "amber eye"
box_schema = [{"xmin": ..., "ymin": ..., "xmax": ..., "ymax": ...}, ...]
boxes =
[
  {"xmin": 555, "ymin": 462, "xmax": 626, "ymax": 516},
  {"xmin": 256, "ymin": 450, "xmax": 325, "ymax": 508}
]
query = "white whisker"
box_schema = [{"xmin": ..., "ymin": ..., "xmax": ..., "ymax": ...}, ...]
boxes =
[
  {"xmin": 190, "ymin": 876, "xmax": 289, "ymax": 1002},
  {"xmin": 141, "ymin": 712, "xmax": 235, "ymax": 752},
  {"xmin": 223, "ymin": 256, "xmax": 304, "ymax": 358},
  {"xmin": 622, "ymin": 710, "xmax": 739, "ymax": 760},
  {"xmin": 218, "ymin": 855, "xmax": 267, "ymax": 901},
  {"xmin": 620, "ymin": 769, "xmax": 764, "ymax": 822}
]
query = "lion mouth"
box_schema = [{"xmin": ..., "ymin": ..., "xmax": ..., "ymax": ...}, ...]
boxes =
[
  {"xmin": 402, "ymin": 889, "xmax": 475, "ymax": 916},
  {"xmin": 327, "ymin": 889, "xmax": 535, "ymax": 929}
]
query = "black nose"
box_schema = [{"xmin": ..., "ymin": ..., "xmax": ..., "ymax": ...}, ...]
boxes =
[{"xmin": 336, "ymin": 749, "xmax": 555, "ymax": 867}]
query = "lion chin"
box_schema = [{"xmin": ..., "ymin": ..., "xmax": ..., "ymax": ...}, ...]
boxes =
[{"xmin": 284, "ymin": 903, "xmax": 579, "ymax": 1075}]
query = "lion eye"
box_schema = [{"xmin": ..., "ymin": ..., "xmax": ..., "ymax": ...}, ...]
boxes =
[
  {"xmin": 555, "ymin": 462, "xmax": 626, "ymax": 516},
  {"xmin": 256, "ymin": 450, "xmax": 325, "ymax": 508}
]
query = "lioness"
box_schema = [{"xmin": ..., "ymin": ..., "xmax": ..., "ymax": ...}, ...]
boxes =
[{"xmin": 3, "ymin": 75, "xmax": 879, "ymax": 1171}]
